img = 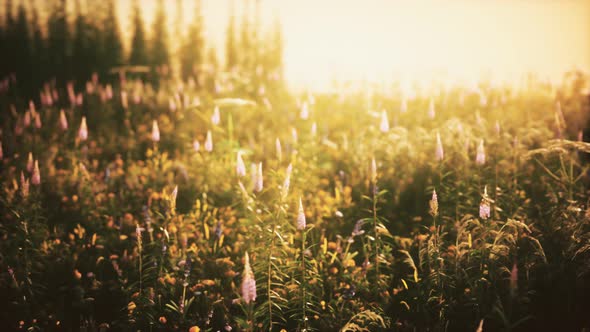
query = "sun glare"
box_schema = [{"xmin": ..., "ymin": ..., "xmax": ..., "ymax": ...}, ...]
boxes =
[{"xmin": 117, "ymin": 0, "xmax": 590, "ymax": 90}]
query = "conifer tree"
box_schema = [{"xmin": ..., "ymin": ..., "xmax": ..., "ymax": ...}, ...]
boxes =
[
  {"xmin": 251, "ymin": 0, "xmax": 261, "ymax": 70},
  {"xmin": 47, "ymin": 0, "xmax": 72, "ymax": 82},
  {"xmin": 30, "ymin": 1, "xmax": 47, "ymax": 85},
  {"xmin": 3, "ymin": 0, "xmax": 15, "ymax": 76},
  {"xmin": 14, "ymin": 1, "xmax": 32, "ymax": 92},
  {"xmin": 129, "ymin": 0, "xmax": 148, "ymax": 66},
  {"xmin": 225, "ymin": 1, "xmax": 238, "ymax": 71},
  {"xmin": 239, "ymin": 0, "xmax": 252, "ymax": 70},
  {"xmin": 179, "ymin": 0, "xmax": 204, "ymax": 81},
  {"xmin": 102, "ymin": 0, "xmax": 124, "ymax": 72},
  {"xmin": 72, "ymin": 0, "xmax": 94, "ymax": 82},
  {"xmin": 207, "ymin": 47, "xmax": 219, "ymax": 71},
  {"xmin": 269, "ymin": 18, "xmax": 284, "ymax": 79},
  {"xmin": 150, "ymin": 0, "xmax": 169, "ymax": 68}
]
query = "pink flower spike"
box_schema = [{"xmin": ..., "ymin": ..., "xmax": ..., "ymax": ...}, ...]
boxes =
[
  {"xmin": 476, "ymin": 139, "xmax": 485, "ymax": 165},
  {"xmin": 435, "ymin": 132, "xmax": 444, "ymax": 161},
  {"xmin": 59, "ymin": 109, "xmax": 68, "ymax": 131},
  {"xmin": 31, "ymin": 160, "xmax": 41, "ymax": 186},
  {"xmin": 297, "ymin": 197, "xmax": 306, "ymax": 230},
  {"xmin": 204, "ymin": 130, "xmax": 213, "ymax": 152},
  {"xmin": 211, "ymin": 106, "xmax": 220, "ymax": 125},
  {"xmin": 26, "ymin": 152, "xmax": 34, "ymax": 173},
  {"xmin": 253, "ymin": 162, "xmax": 263, "ymax": 193},
  {"xmin": 241, "ymin": 252, "xmax": 256, "ymax": 304},
  {"xmin": 151, "ymin": 120, "xmax": 160, "ymax": 142},
  {"xmin": 236, "ymin": 151, "xmax": 246, "ymax": 177},
  {"xmin": 379, "ymin": 110, "xmax": 389, "ymax": 133},
  {"xmin": 78, "ymin": 117, "xmax": 88, "ymax": 141}
]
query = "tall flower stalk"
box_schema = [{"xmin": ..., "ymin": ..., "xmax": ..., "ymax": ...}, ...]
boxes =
[{"xmin": 297, "ymin": 197, "xmax": 308, "ymax": 331}]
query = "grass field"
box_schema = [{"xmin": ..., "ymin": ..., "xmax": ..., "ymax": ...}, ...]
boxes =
[{"xmin": 1, "ymin": 70, "xmax": 590, "ymax": 331}]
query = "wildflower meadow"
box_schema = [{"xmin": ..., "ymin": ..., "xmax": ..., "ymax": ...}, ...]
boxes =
[{"xmin": 1, "ymin": 0, "xmax": 590, "ymax": 331}]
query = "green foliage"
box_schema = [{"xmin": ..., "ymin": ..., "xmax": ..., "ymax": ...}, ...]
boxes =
[
  {"xmin": 129, "ymin": 0, "xmax": 148, "ymax": 66},
  {"xmin": 0, "ymin": 8, "xmax": 588, "ymax": 331}
]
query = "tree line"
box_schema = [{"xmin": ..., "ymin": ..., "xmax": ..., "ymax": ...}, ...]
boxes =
[{"xmin": 0, "ymin": 0, "xmax": 283, "ymax": 98}]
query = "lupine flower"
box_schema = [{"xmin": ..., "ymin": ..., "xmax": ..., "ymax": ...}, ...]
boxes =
[
  {"xmin": 151, "ymin": 120, "xmax": 160, "ymax": 142},
  {"xmin": 79, "ymin": 117, "xmax": 88, "ymax": 141},
  {"xmin": 34, "ymin": 112, "xmax": 42, "ymax": 129},
  {"xmin": 253, "ymin": 162, "xmax": 263, "ymax": 193},
  {"xmin": 429, "ymin": 188, "xmax": 439, "ymax": 217},
  {"xmin": 311, "ymin": 122, "xmax": 317, "ymax": 136},
  {"xmin": 428, "ymin": 99, "xmax": 435, "ymax": 119},
  {"xmin": 42, "ymin": 90, "xmax": 50, "ymax": 104},
  {"xmin": 0, "ymin": 141, "xmax": 3, "ymax": 160},
  {"xmin": 435, "ymin": 132, "xmax": 444, "ymax": 161},
  {"xmin": 105, "ymin": 84, "xmax": 113, "ymax": 99},
  {"xmin": 76, "ymin": 93, "xmax": 83, "ymax": 106},
  {"xmin": 371, "ymin": 157, "xmax": 377, "ymax": 184},
  {"xmin": 479, "ymin": 186, "xmax": 491, "ymax": 219},
  {"xmin": 495, "ymin": 120, "xmax": 501, "ymax": 135},
  {"xmin": 379, "ymin": 110, "xmax": 389, "ymax": 133},
  {"xmin": 297, "ymin": 197, "xmax": 306, "ymax": 230},
  {"xmin": 282, "ymin": 163, "xmax": 293, "ymax": 198},
  {"xmin": 67, "ymin": 83, "xmax": 76, "ymax": 105},
  {"xmin": 26, "ymin": 152, "xmax": 34, "ymax": 173},
  {"xmin": 29, "ymin": 100, "xmax": 36, "ymax": 114},
  {"xmin": 59, "ymin": 109, "xmax": 68, "ymax": 130},
  {"xmin": 31, "ymin": 160, "xmax": 40, "ymax": 185},
  {"xmin": 193, "ymin": 139, "xmax": 200, "ymax": 152},
  {"xmin": 275, "ymin": 138, "xmax": 282, "ymax": 161},
  {"xmin": 300, "ymin": 101, "xmax": 309, "ymax": 120},
  {"xmin": 241, "ymin": 252, "xmax": 256, "ymax": 304},
  {"xmin": 291, "ymin": 127, "xmax": 298, "ymax": 143},
  {"xmin": 476, "ymin": 139, "xmax": 485, "ymax": 165},
  {"xmin": 211, "ymin": 106, "xmax": 220, "ymax": 125},
  {"xmin": 236, "ymin": 151, "xmax": 246, "ymax": 177},
  {"xmin": 479, "ymin": 200, "xmax": 491, "ymax": 220},
  {"xmin": 86, "ymin": 81, "xmax": 94, "ymax": 94},
  {"xmin": 20, "ymin": 172, "xmax": 29, "ymax": 198},
  {"xmin": 204, "ymin": 130, "xmax": 213, "ymax": 152},
  {"xmin": 24, "ymin": 111, "xmax": 31, "ymax": 127}
]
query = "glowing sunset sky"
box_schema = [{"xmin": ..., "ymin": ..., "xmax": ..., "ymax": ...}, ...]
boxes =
[{"xmin": 118, "ymin": 0, "xmax": 590, "ymax": 90}]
